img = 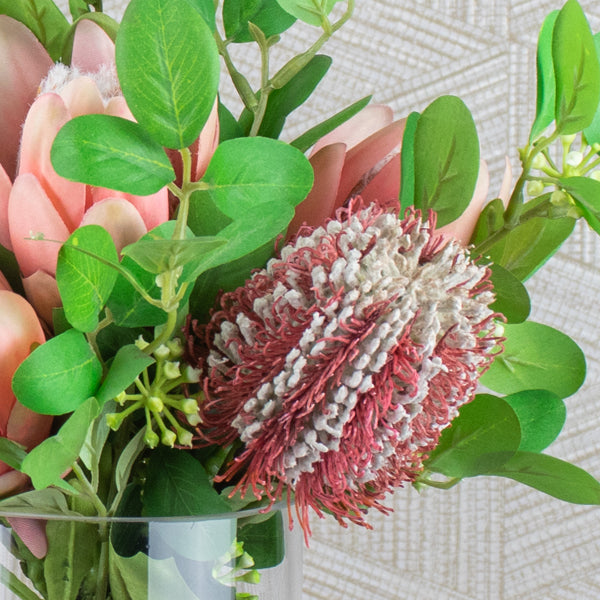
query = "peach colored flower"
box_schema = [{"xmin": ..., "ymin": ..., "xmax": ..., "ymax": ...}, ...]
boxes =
[
  {"xmin": 288, "ymin": 104, "xmax": 510, "ymax": 246},
  {"xmin": 0, "ymin": 288, "xmax": 51, "ymax": 497},
  {"xmin": 0, "ymin": 21, "xmax": 169, "ymax": 326}
]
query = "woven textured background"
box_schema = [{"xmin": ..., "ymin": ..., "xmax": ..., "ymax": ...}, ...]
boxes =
[{"xmin": 57, "ymin": 1, "xmax": 600, "ymax": 598}]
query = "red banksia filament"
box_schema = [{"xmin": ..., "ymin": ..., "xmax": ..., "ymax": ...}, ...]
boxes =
[{"xmin": 188, "ymin": 203, "xmax": 499, "ymax": 532}]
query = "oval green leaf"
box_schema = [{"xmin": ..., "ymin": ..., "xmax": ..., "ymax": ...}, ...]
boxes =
[
  {"xmin": 12, "ymin": 329, "xmax": 102, "ymax": 415},
  {"xmin": 503, "ymin": 389, "xmax": 566, "ymax": 453},
  {"xmin": 489, "ymin": 262, "xmax": 531, "ymax": 323},
  {"xmin": 424, "ymin": 394, "xmax": 521, "ymax": 479},
  {"xmin": 223, "ymin": 0, "xmax": 296, "ymax": 43},
  {"xmin": 413, "ymin": 95, "xmax": 480, "ymax": 227},
  {"xmin": 553, "ymin": 0, "xmax": 600, "ymax": 134},
  {"xmin": 56, "ymin": 225, "xmax": 119, "ymax": 332},
  {"xmin": 51, "ymin": 114, "xmax": 175, "ymax": 195},
  {"xmin": 560, "ymin": 176, "xmax": 600, "ymax": 235},
  {"xmin": 116, "ymin": 0, "xmax": 220, "ymax": 149},
  {"xmin": 481, "ymin": 321, "xmax": 586, "ymax": 399},
  {"xmin": 275, "ymin": 0, "xmax": 341, "ymax": 26}
]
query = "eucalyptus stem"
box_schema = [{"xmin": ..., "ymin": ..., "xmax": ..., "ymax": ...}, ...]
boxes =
[
  {"xmin": 95, "ymin": 522, "xmax": 110, "ymax": 600},
  {"xmin": 72, "ymin": 462, "xmax": 108, "ymax": 517},
  {"xmin": 415, "ymin": 474, "xmax": 461, "ymax": 490},
  {"xmin": 143, "ymin": 309, "xmax": 178, "ymax": 356}
]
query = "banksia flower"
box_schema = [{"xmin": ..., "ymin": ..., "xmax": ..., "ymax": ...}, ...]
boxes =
[{"xmin": 187, "ymin": 203, "xmax": 499, "ymax": 533}]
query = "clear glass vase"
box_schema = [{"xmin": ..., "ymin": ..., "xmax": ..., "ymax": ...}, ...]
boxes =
[{"xmin": 0, "ymin": 503, "xmax": 302, "ymax": 600}]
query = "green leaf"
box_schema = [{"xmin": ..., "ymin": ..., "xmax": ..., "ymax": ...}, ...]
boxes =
[
  {"xmin": 120, "ymin": 236, "xmax": 226, "ymax": 275},
  {"xmin": 142, "ymin": 447, "xmax": 231, "ymax": 517},
  {"xmin": 108, "ymin": 546, "xmax": 148, "ymax": 600},
  {"xmin": 223, "ymin": 0, "xmax": 296, "ymax": 43},
  {"xmin": 21, "ymin": 398, "xmax": 101, "ymax": 491},
  {"xmin": 242, "ymin": 54, "xmax": 332, "ymax": 139},
  {"xmin": 425, "ymin": 394, "xmax": 521, "ymax": 478},
  {"xmin": 95, "ymin": 345, "xmax": 155, "ymax": 405},
  {"xmin": 530, "ymin": 10, "xmax": 559, "ymax": 141},
  {"xmin": 585, "ymin": 33, "xmax": 600, "ymax": 144},
  {"xmin": 488, "ymin": 262, "xmax": 531, "ymax": 323},
  {"xmin": 399, "ymin": 111, "xmax": 420, "ymax": 214},
  {"xmin": 218, "ymin": 100, "xmax": 244, "ymax": 142},
  {"xmin": 413, "ymin": 96, "xmax": 480, "ymax": 227},
  {"xmin": 114, "ymin": 430, "xmax": 146, "ymax": 495},
  {"xmin": 0, "ymin": 487, "xmax": 71, "ymax": 516},
  {"xmin": 116, "ymin": 0, "xmax": 220, "ymax": 149},
  {"xmin": 56, "ymin": 225, "xmax": 119, "ymax": 332},
  {"xmin": 0, "ymin": 244, "xmax": 24, "ymax": 296},
  {"xmin": 290, "ymin": 95, "xmax": 372, "ymax": 153},
  {"xmin": 12, "ymin": 329, "xmax": 102, "ymax": 415},
  {"xmin": 0, "ymin": 0, "xmax": 70, "ymax": 61},
  {"xmin": 553, "ymin": 0, "xmax": 600, "ymax": 134},
  {"xmin": 51, "ymin": 114, "xmax": 175, "ymax": 195},
  {"xmin": 489, "ymin": 451, "xmax": 600, "ymax": 504},
  {"xmin": 560, "ymin": 176, "xmax": 600, "ymax": 234},
  {"xmin": 60, "ymin": 12, "xmax": 120, "ymax": 64},
  {"xmin": 502, "ymin": 389, "xmax": 566, "ymax": 453},
  {"xmin": 469, "ymin": 197, "xmax": 504, "ymax": 246},
  {"xmin": 484, "ymin": 196, "xmax": 575, "ymax": 281},
  {"xmin": 188, "ymin": 137, "xmax": 313, "ymax": 269},
  {"xmin": 275, "ymin": 0, "xmax": 341, "ymax": 26},
  {"xmin": 238, "ymin": 510, "xmax": 285, "ymax": 569},
  {"xmin": 44, "ymin": 518, "xmax": 100, "ymax": 600},
  {"xmin": 481, "ymin": 321, "xmax": 586, "ymax": 399},
  {"xmin": 185, "ymin": 0, "xmax": 216, "ymax": 31},
  {"xmin": 0, "ymin": 438, "xmax": 27, "ymax": 471}
]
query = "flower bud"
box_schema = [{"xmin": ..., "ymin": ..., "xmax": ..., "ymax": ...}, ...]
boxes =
[
  {"xmin": 565, "ymin": 151, "xmax": 583, "ymax": 167},
  {"xmin": 166, "ymin": 338, "xmax": 184, "ymax": 358},
  {"xmin": 147, "ymin": 396, "xmax": 164, "ymax": 412},
  {"xmin": 177, "ymin": 429, "xmax": 193, "ymax": 447},
  {"xmin": 135, "ymin": 335, "xmax": 149, "ymax": 350},
  {"xmin": 154, "ymin": 344, "xmax": 170, "ymax": 360},
  {"xmin": 531, "ymin": 153, "xmax": 547, "ymax": 169},
  {"xmin": 161, "ymin": 429, "xmax": 177, "ymax": 447},
  {"xmin": 526, "ymin": 180, "xmax": 545, "ymax": 196},
  {"xmin": 115, "ymin": 391, "xmax": 127, "ymax": 406},
  {"xmin": 590, "ymin": 170, "xmax": 600, "ymax": 182},
  {"xmin": 106, "ymin": 413, "xmax": 122, "ymax": 431},
  {"xmin": 183, "ymin": 365, "xmax": 202, "ymax": 383},
  {"xmin": 144, "ymin": 429, "xmax": 160, "ymax": 449},
  {"xmin": 164, "ymin": 361, "xmax": 181, "ymax": 380},
  {"xmin": 181, "ymin": 398, "xmax": 199, "ymax": 414},
  {"xmin": 186, "ymin": 413, "xmax": 202, "ymax": 427}
]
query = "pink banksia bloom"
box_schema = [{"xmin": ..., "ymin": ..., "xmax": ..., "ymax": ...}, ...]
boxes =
[{"xmin": 188, "ymin": 202, "xmax": 499, "ymax": 535}]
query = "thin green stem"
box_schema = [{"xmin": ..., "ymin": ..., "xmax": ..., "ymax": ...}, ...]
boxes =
[
  {"xmin": 144, "ymin": 309, "xmax": 178, "ymax": 356},
  {"xmin": 72, "ymin": 462, "xmax": 107, "ymax": 517},
  {"xmin": 417, "ymin": 476, "xmax": 462, "ymax": 490}
]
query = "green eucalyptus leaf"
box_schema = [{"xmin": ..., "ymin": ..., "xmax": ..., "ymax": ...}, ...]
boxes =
[
  {"xmin": 0, "ymin": 487, "xmax": 71, "ymax": 516},
  {"xmin": 484, "ymin": 196, "xmax": 575, "ymax": 281},
  {"xmin": 290, "ymin": 95, "xmax": 372, "ymax": 153},
  {"xmin": 530, "ymin": 10, "xmax": 559, "ymax": 141},
  {"xmin": 223, "ymin": 0, "xmax": 296, "ymax": 43},
  {"xmin": 425, "ymin": 394, "xmax": 521, "ymax": 478},
  {"xmin": 238, "ymin": 510, "xmax": 285, "ymax": 569},
  {"xmin": 503, "ymin": 389, "xmax": 566, "ymax": 453},
  {"xmin": 95, "ymin": 345, "xmax": 155, "ymax": 405},
  {"xmin": 0, "ymin": 0, "xmax": 70, "ymax": 61},
  {"xmin": 51, "ymin": 114, "xmax": 175, "ymax": 195},
  {"xmin": 218, "ymin": 100, "xmax": 244, "ymax": 142},
  {"xmin": 489, "ymin": 451, "xmax": 600, "ymax": 504},
  {"xmin": 21, "ymin": 398, "xmax": 100, "ymax": 491},
  {"xmin": 560, "ymin": 176, "xmax": 600, "ymax": 234},
  {"xmin": 413, "ymin": 95, "xmax": 480, "ymax": 226},
  {"xmin": 488, "ymin": 262, "xmax": 531, "ymax": 323},
  {"xmin": 0, "ymin": 438, "xmax": 27, "ymax": 471},
  {"xmin": 0, "ymin": 244, "xmax": 24, "ymax": 296},
  {"xmin": 116, "ymin": 0, "xmax": 220, "ymax": 149},
  {"xmin": 185, "ymin": 0, "xmax": 216, "ymax": 31},
  {"xmin": 399, "ymin": 111, "xmax": 420, "ymax": 214},
  {"xmin": 12, "ymin": 329, "xmax": 102, "ymax": 415},
  {"xmin": 583, "ymin": 33, "xmax": 600, "ymax": 144},
  {"xmin": 44, "ymin": 518, "xmax": 100, "ymax": 600},
  {"xmin": 481, "ymin": 321, "xmax": 586, "ymax": 399},
  {"xmin": 142, "ymin": 447, "xmax": 231, "ymax": 517},
  {"xmin": 120, "ymin": 236, "xmax": 226, "ymax": 275},
  {"xmin": 275, "ymin": 0, "xmax": 341, "ymax": 26},
  {"xmin": 69, "ymin": 0, "xmax": 91, "ymax": 19},
  {"xmin": 241, "ymin": 55, "xmax": 332, "ymax": 139},
  {"xmin": 56, "ymin": 225, "xmax": 119, "ymax": 332},
  {"xmin": 553, "ymin": 0, "xmax": 600, "ymax": 134},
  {"xmin": 469, "ymin": 197, "xmax": 504, "ymax": 246}
]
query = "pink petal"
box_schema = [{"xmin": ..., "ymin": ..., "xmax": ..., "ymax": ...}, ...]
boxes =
[
  {"xmin": 9, "ymin": 174, "xmax": 70, "ymax": 278},
  {"xmin": 0, "ymin": 272, "xmax": 10, "ymax": 291},
  {"xmin": 58, "ymin": 76, "xmax": 104, "ymax": 117},
  {"xmin": 105, "ymin": 96, "xmax": 134, "ymax": 120},
  {"xmin": 22, "ymin": 270, "xmax": 62, "ymax": 328},
  {"xmin": 0, "ymin": 16, "xmax": 53, "ymax": 180},
  {"xmin": 311, "ymin": 105, "xmax": 394, "ymax": 156},
  {"xmin": 81, "ymin": 198, "xmax": 147, "ymax": 252},
  {"xmin": 436, "ymin": 159, "xmax": 490, "ymax": 245},
  {"xmin": 360, "ymin": 154, "xmax": 401, "ymax": 209},
  {"xmin": 193, "ymin": 100, "xmax": 220, "ymax": 180},
  {"xmin": 335, "ymin": 119, "xmax": 406, "ymax": 209},
  {"xmin": 0, "ymin": 164, "xmax": 12, "ymax": 250},
  {"xmin": 91, "ymin": 187, "xmax": 169, "ymax": 232},
  {"xmin": 0, "ymin": 473, "xmax": 31, "ymax": 498},
  {"xmin": 0, "ymin": 290, "xmax": 45, "ymax": 430},
  {"xmin": 18, "ymin": 93, "xmax": 86, "ymax": 231},
  {"xmin": 6, "ymin": 517, "xmax": 48, "ymax": 558},
  {"xmin": 71, "ymin": 19, "xmax": 115, "ymax": 74},
  {"xmin": 6, "ymin": 401, "xmax": 52, "ymax": 452},
  {"xmin": 287, "ymin": 143, "xmax": 346, "ymax": 239}
]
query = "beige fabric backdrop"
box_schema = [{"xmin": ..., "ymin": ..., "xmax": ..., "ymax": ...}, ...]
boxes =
[{"xmin": 58, "ymin": 1, "xmax": 600, "ymax": 598}]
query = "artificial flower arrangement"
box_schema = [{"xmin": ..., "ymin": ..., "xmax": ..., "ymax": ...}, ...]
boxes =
[{"xmin": 0, "ymin": 0, "xmax": 600, "ymax": 598}]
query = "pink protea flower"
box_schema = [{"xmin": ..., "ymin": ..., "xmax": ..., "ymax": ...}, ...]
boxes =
[{"xmin": 188, "ymin": 202, "xmax": 499, "ymax": 534}]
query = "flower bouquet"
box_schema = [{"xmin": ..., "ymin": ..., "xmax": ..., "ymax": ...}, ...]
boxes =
[{"xmin": 0, "ymin": 0, "xmax": 600, "ymax": 598}]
